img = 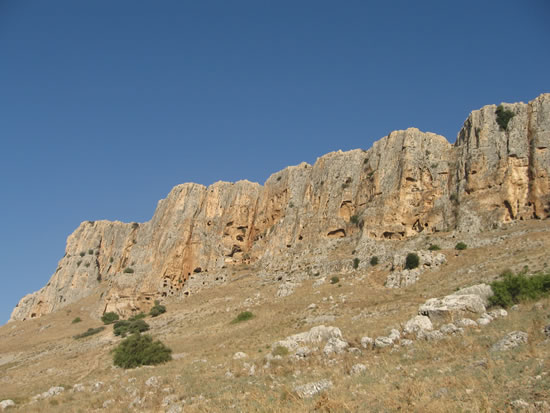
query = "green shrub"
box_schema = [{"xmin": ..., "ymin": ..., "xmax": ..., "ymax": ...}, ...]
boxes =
[
  {"xmin": 352, "ymin": 258, "xmax": 360, "ymax": 269},
  {"xmin": 405, "ymin": 253, "xmax": 420, "ymax": 270},
  {"xmin": 72, "ymin": 317, "xmax": 82, "ymax": 324},
  {"xmin": 123, "ymin": 268, "xmax": 134, "ymax": 274},
  {"xmin": 74, "ymin": 326, "xmax": 105, "ymax": 339},
  {"xmin": 370, "ymin": 256, "xmax": 379, "ymax": 266},
  {"xmin": 231, "ymin": 311, "xmax": 254, "ymax": 324},
  {"xmin": 80, "ymin": 251, "xmax": 86, "ymax": 257},
  {"xmin": 495, "ymin": 105, "xmax": 515, "ymax": 131},
  {"xmin": 272, "ymin": 345, "xmax": 289, "ymax": 357},
  {"xmin": 131, "ymin": 222, "xmax": 139, "ymax": 229},
  {"xmin": 113, "ymin": 319, "xmax": 150, "ymax": 337},
  {"xmin": 350, "ymin": 215, "xmax": 360, "ymax": 225},
  {"xmin": 129, "ymin": 312, "xmax": 146, "ymax": 321},
  {"xmin": 109, "ymin": 257, "xmax": 114, "ymax": 263},
  {"xmin": 77, "ymin": 260, "xmax": 82, "ymax": 267},
  {"xmin": 88, "ymin": 249, "xmax": 93, "ymax": 255},
  {"xmin": 149, "ymin": 301, "xmax": 166, "ymax": 317},
  {"xmin": 428, "ymin": 244, "xmax": 441, "ymax": 251},
  {"xmin": 101, "ymin": 312, "xmax": 120, "ymax": 325},
  {"xmin": 330, "ymin": 276, "xmax": 340, "ymax": 284},
  {"xmin": 489, "ymin": 271, "xmax": 550, "ymax": 308},
  {"xmin": 112, "ymin": 333, "xmax": 172, "ymax": 369},
  {"xmin": 455, "ymin": 242, "xmax": 467, "ymax": 250}
]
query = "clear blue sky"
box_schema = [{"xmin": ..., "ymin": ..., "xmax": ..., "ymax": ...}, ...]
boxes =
[{"xmin": 1, "ymin": 1, "xmax": 549, "ymax": 324}]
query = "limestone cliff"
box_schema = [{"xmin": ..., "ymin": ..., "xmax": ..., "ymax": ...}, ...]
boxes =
[{"xmin": 10, "ymin": 94, "xmax": 550, "ymax": 321}]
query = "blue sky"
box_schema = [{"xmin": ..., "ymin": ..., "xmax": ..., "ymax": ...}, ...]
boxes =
[{"xmin": 1, "ymin": 1, "xmax": 549, "ymax": 324}]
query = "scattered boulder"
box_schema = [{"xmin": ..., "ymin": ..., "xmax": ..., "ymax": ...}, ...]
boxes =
[
  {"xmin": 102, "ymin": 399, "xmax": 114, "ymax": 409},
  {"xmin": 419, "ymin": 294, "xmax": 486, "ymax": 323},
  {"xmin": 404, "ymin": 315, "xmax": 433, "ymax": 335},
  {"xmin": 450, "ymin": 284, "xmax": 493, "ymax": 306},
  {"xmin": 32, "ymin": 386, "xmax": 65, "ymax": 401},
  {"xmin": 273, "ymin": 325, "xmax": 343, "ymax": 352},
  {"xmin": 145, "ymin": 376, "xmax": 160, "ymax": 387},
  {"xmin": 294, "ymin": 379, "xmax": 333, "ymax": 398},
  {"xmin": 456, "ymin": 318, "xmax": 478, "ymax": 328},
  {"xmin": 385, "ymin": 268, "xmax": 420, "ymax": 289},
  {"xmin": 491, "ymin": 331, "xmax": 528, "ymax": 352},
  {"xmin": 277, "ymin": 282, "xmax": 297, "ymax": 297},
  {"xmin": 510, "ymin": 399, "xmax": 530, "ymax": 410},
  {"xmin": 374, "ymin": 336, "xmax": 394, "ymax": 348},
  {"xmin": 360, "ymin": 336, "xmax": 374, "ymax": 349},
  {"xmin": 0, "ymin": 400, "xmax": 15, "ymax": 410},
  {"xmin": 323, "ymin": 337, "xmax": 349, "ymax": 355},
  {"xmin": 439, "ymin": 323, "xmax": 463, "ymax": 335}
]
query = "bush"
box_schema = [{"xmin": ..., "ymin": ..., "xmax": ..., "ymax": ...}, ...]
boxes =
[
  {"xmin": 405, "ymin": 253, "xmax": 420, "ymax": 270},
  {"xmin": 101, "ymin": 312, "xmax": 120, "ymax": 325},
  {"xmin": 352, "ymin": 258, "xmax": 360, "ymax": 269},
  {"xmin": 350, "ymin": 215, "xmax": 360, "ymax": 225},
  {"xmin": 231, "ymin": 311, "xmax": 254, "ymax": 324},
  {"xmin": 79, "ymin": 251, "xmax": 86, "ymax": 257},
  {"xmin": 489, "ymin": 271, "xmax": 550, "ymax": 308},
  {"xmin": 495, "ymin": 105, "xmax": 515, "ymax": 131},
  {"xmin": 112, "ymin": 333, "xmax": 172, "ymax": 369},
  {"xmin": 455, "ymin": 242, "xmax": 467, "ymax": 250},
  {"xmin": 113, "ymin": 319, "xmax": 150, "ymax": 337},
  {"xmin": 88, "ymin": 249, "xmax": 94, "ymax": 255},
  {"xmin": 74, "ymin": 326, "xmax": 105, "ymax": 339},
  {"xmin": 129, "ymin": 312, "xmax": 146, "ymax": 321},
  {"xmin": 428, "ymin": 244, "xmax": 441, "ymax": 251},
  {"xmin": 123, "ymin": 268, "xmax": 134, "ymax": 274},
  {"xmin": 370, "ymin": 256, "xmax": 379, "ymax": 266},
  {"xmin": 149, "ymin": 301, "xmax": 166, "ymax": 317},
  {"xmin": 72, "ymin": 317, "xmax": 82, "ymax": 324},
  {"xmin": 330, "ymin": 276, "xmax": 340, "ymax": 284}
]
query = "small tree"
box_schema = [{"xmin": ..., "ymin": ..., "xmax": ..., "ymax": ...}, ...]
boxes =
[
  {"xmin": 112, "ymin": 334, "xmax": 172, "ymax": 368},
  {"xmin": 113, "ymin": 319, "xmax": 150, "ymax": 337},
  {"xmin": 428, "ymin": 244, "xmax": 441, "ymax": 251},
  {"xmin": 231, "ymin": 311, "xmax": 254, "ymax": 324},
  {"xmin": 352, "ymin": 258, "xmax": 360, "ymax": 269},
  {"xmin": 101, "ymin": 312, "xmax": 120, "ymax": 325},
  {"xmin": 370, "ymin": 256, "xmax": 379, "ymax": 266},
  {"xmin": 455, "ymin": 242, "xmax": 467, "ymax": 250},
  {"xmin": 149, "ymin": 300, "xmax": 166, "ymax": 317},
  {"xmin": 495, "ymin": 105, "xmax": 515, "ymax": 131},
  {"xmin": 405, "ymin": 253, "xmax": 420, "ymax": 270}
]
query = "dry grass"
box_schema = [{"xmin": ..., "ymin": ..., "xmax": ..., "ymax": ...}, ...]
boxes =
[{"xmin": 1, "ymin": 220, "xmax": 549, "ymax": 411}]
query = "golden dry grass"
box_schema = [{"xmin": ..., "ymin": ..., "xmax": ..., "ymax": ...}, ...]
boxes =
[{"xmin": 0, "ymin": 220, "xmax": 549, "ymax": 412}]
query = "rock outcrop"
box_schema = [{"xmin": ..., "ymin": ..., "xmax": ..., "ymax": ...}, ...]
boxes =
[{"xmin": 10, "ymin": 94, "xmax": 550, "ymax": 321}]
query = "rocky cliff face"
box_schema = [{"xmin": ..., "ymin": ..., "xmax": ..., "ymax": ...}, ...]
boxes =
[{"xmin": 10, "ymin": 94, "xmax": 550, "ymax": 322}]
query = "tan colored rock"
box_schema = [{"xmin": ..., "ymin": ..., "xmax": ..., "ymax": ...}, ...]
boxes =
[{"xmin": 10, "ymin": 94, "xmax": 550, "ymax": 321}]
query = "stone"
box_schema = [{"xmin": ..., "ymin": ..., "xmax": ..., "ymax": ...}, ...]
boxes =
[
  {"xmin": 487, "ymin": 309, "xmax": 508, "ymax": 319},
  {"xmin": 455, "ymin": 318, "xmax": 478, "ymax": 328},
  {"xmin": 388, "ymin": 329, "xmax": 401, "ymax": 342},
  {"xmin": 510, "ymin": 399, "xmax": 530, "ymax": 410},
  {"xmin": 0, "ymin": 400, "xmax": 15, "ymax": 410},
  {"xmin": 72, "ymin": 383, "xmax": 85, "ymax": 392},
  {"xmin": 233, "ymin": 352, "xmax": 248, "ymax": 360},
  {"xmin": 273, "ymin": 325, "xmax": 343, "ymax": 352},
  {"xmin": 350, "ymin": 364, "xmax": 367, "ymax": 375},
  {"xmin": 439, "ymin": 323, "xmax": 463, "ymax": 335},
  {"xmin": 491, "ymin": 331, "xmax": 528, "ymax": 352},
  {"xmin": 419, "ymin": 294, "xmax": 486, "ymax": 323},
  {"xmin": 451, "ymin": 284, "xmax": 493, "ymax": 306},
  {"xmin": 404, "ymin": 315, "xmax": 433, "ymax": 335},
  {"xmin": 323, "ymin": 337, "xmax": 349, "ymax": 355},
  {"xmin": 102, "ymin": 399, "xmax": 114, "ymax": 409},
  {"xmin": 294, "ymin": 379, "xmax": 333, "ymax": 398},
  {"xmin": 374, "ymin": 336, "xmax": 394, "ymax": 348},
  {"xmin": 166, "ymin": 404, "xmax": 184, "ymax": 413},
  {"xmin": 32, "ymin": 386, "xmax": 65, "ymax": 401},
  {"xmin": 145, "ymin": 376, "xmax": 160, "ymax": 387},
  {"xmin": 401, "ymin": 339, "xmax": 414, "ymax": 346},
  {"xmin": 360, "ymin": 336, "xmax": 374, "ymax": 349},
  {"xmin": 477, "ymin": 317, "xmax": 491, "ymax": 326}
]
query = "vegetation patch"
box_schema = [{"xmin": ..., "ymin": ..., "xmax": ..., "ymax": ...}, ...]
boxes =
[
  {"xmin": 455, "ymin": 242, "xmax": 467, "ymax": 250},
  {"xmin": 272, "ymin": 345, "xmax": 289, "ymax": 357},
  {"xmin": 495, "ymin": 105, "xmax": 515, "ymax": 131},
  {"xmin": 231, "ymin": 311, "xmax": 254, "ymax": 324},
  {"xmin": 113, "ymin": 319, "xmax": 150, "ymax": 337},
  {"xmin": 73, "ymin": 326, "xmax": 105, "ymax": 339},
  {"xmin": 71, "ymin": 317, "xmax": 82, "ymax": 324},
  {"xmin": 352, "ymin": 258, "xmax": 360, "ymax": 269},
  {"xmin": 370, "ymin": 256, "xmax": 379, "ymax": 266},
  {"xmin": 129, "ymin": 312, "xmax": 147, "ymax": 321},
  {"xmin": 112, "ymin": 333, "xmax": 172, "ymax": 369},
  {"xmin": 123, "ymin": 267, "xmax": 135, "ymax": 274},
  {"xmin": 428, "ymin": 244, "xmax": 441, "ymax": 251},
  {"xmin": 101, "ymin": 312, "xmax": 120, "ymax": 325},
  {"xmin": 330, "ymin": 276, "xmax": 340, "ymax": 284},
  {"xmin": 405, "ymin": 253, "xmax": 420, "ymax": 270},
  {"xmin": 489, "ymin": 270, "xmax": 550, "ymax": 308},
  {"xmin": 350, "ymin": 215, "xmax": 360, "ymax": 226},
  {"xmin": 149, "ymin": 301, "xmax": 166, "ymax": 317}
]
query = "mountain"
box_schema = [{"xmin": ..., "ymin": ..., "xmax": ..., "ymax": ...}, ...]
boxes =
[{"xmin": 10, "ymin": 93, "xmax": 550, "ymax": 322}]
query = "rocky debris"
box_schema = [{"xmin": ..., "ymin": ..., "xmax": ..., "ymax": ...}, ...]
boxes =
[
  {"xmin": 32, "ymin": 386, "xmax": 65, "ymax": 401},
  {"xmin": 102, "ymin": 399, "xmax": 114, "ymax": 409},
  {"xmin": 401, "ymin": 339, "xmax": 414, "ymax": 346},
  {"xmin": 543, "ymin": 324, "xmax": 550, "ymax": 338},
  {"xmin": 491, "ymin": 331, "xmax": 528, "ymax": 352},
  {"xmin": 294, "ymin": 379, "xmax": 333, "ymax": 398},
  {"xmin": 420, "ymin": 330, "xmax": 445, "ymax": 341},
  {"xmin": 419, "ymin": 294, "xmax": 486, "ymax": 323},
  {"xmin": 386, "ymin": 251, "xmax": 447, "ymax": 288},
  {"xmin": 0, "ymin": 400, "xmax": 15, "ymax": 410},
  {"xmin": 276, "ymin": 282, "xmax": 298, "ymax": 298},
  {"xmin": 305, "ymin": 315, "xmax": 336, "ymax": 324},
  {"xmin": 145, "ymin": 376, "xmax": 160, "ymax": 387},
  {"xmin": 456, "ymin": 318, "xmax": 478, "ymax": 328},
  {"xmin": 323, "ymin": 337, "xmax": 349, "ymax": 355},
  {"xmin": 360, "ymin": 336, "xmax": 374, "ymax": 349},
  {"xmin": 92, "ymin": 381, "xmax": 104, "ymax": 392},
  {"xmin": 233, "ymin": 352, "xmax": 248, "ymax": 360},
  {"xmin": 439, "ymin": 323, "xmax": 464, "ymax": 335},
  {"xmin": 295, "ymin": 346, "xmax": 312, "ymax": 359},
  {"xmin": 350, "ymin": 364, "xmax": 367, "ymax": 375},
  {"xmin": 488, "ymin": 308, "xmax": 508, "ymax": 319},
  {"xmin": 374, "ymin": 336, "xmax": 395, "ymax": 348},
  {"xmin": 11, "ymin": 94, "xmax": 550, "ymax": 322},
  {"xmin": 273, "ymin": 325, "xmax": 343, "ymax": 352},
  {"xmin": 72, "ymin": 383, "xmax": 86, "ymax": 392},
  {"xmin": 451, "ymin": 284, "xmax": 493, "ymax": 306},
  {"xmin": 510, "ymin": 399, "xmax": 531, "ymax": 410},
  {"xmin": 166, "ymin": 404, "xmax": 184, "ymax": 413},
  {"xmin": 403, "ymin": 315, "xmax": 433, "ymax": 335}
]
